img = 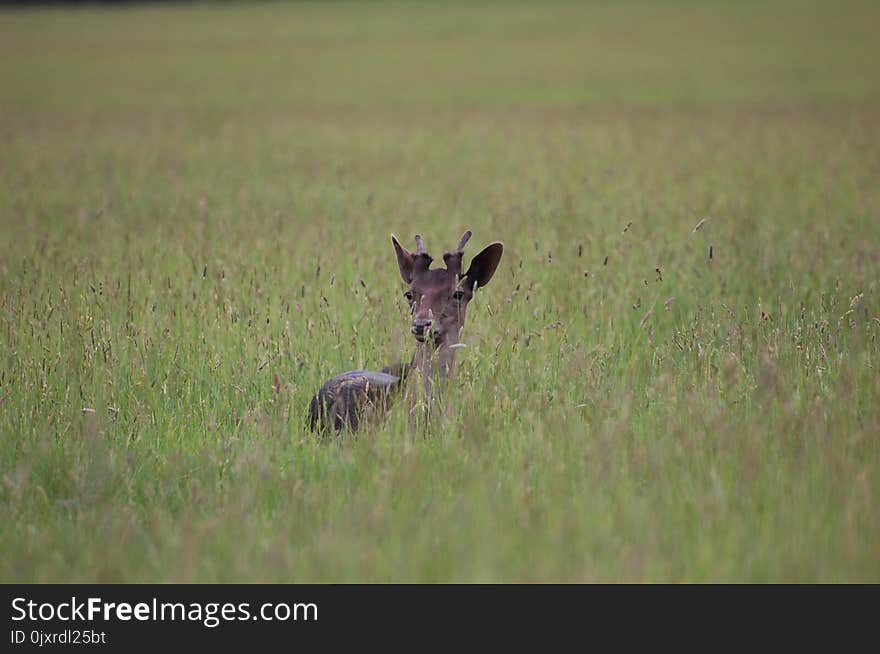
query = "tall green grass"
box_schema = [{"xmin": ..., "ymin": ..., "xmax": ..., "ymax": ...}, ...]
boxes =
[{"xmin": 1, "ymin": 1, "xmax": 878, "ymax": 581}]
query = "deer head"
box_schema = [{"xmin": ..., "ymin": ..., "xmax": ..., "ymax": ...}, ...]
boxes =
[{"xmin": 391, "ymin": 230, "xmax": 503, "ymax": 379}]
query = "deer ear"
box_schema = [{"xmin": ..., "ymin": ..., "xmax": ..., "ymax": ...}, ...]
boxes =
[
  {"xmin": 391, "ymin": 234, "xmax": 415, "ymax": 283},
  {"xmin": 464, "ymin": 242, "xmax": 503, "ymax": 290}
]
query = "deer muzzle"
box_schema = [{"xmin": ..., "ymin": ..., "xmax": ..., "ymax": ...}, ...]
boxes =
[{"xmin": 411, "ymin": 318, "xmax": 433, "ymax": 342}]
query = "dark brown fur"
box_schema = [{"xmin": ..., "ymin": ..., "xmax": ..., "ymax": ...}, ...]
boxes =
[
  {"xmin": 309, "ymin": 230, "xmax": 503, "ymax": 434},
  {"xmin": 308, "ymin": 364, "xmax": 410, "ymax": 432}
]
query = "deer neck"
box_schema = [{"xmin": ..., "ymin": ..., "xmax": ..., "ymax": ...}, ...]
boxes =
[{"xmin": 411, "ymin": 340, "xmax": 457, "ymax": 396}]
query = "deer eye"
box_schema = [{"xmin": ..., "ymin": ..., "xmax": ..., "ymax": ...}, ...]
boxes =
[
  {"xmin": 403, "ymin": 290, "xmax": 414, "ymax": 303},
  {"xmin": 452, "ymin": 290, "xmax": 466, "ymax": 302}
]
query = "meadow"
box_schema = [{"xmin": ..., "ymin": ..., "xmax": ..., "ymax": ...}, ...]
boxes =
[{"xmin": 1, "ymin": 0, "xmax": 878, "ymax": 582}]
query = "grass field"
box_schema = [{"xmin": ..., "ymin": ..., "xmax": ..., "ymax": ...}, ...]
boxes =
[{"xmin": 1, "ymin": 0, "xmax": 879, "ymax": 582}]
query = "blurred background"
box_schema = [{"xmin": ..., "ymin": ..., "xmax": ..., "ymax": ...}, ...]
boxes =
[
  {"xmin": 1, "ymin": 1, "xmax": 878, "ymax": 582},
  {"xmin": 4, "ymin": 1, "xmax": 880, "ymax": 120}
]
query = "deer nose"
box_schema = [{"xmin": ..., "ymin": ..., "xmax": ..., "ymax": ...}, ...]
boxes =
[{"xmin": 411, "ymin": 319, "xmax": 432, "ymax": 338}]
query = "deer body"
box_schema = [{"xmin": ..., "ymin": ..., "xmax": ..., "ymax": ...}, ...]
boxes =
[{"xmin": 308, "ymin": 230, "xmax": 503, "ymax": 433}]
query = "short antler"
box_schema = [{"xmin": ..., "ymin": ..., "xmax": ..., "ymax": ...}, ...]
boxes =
[
  {"xmin": 443, "ymin": 229, "xmax": 472, "ymax": 276},
  {"xmin": 413, "ymin": 234, "xmax": 432, "ymax": 273}
]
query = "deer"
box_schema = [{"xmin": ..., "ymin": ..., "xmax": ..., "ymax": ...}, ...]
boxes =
[{"xmin": 308, "ymin": 230, "xmax": 504, "ymax": 433}]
